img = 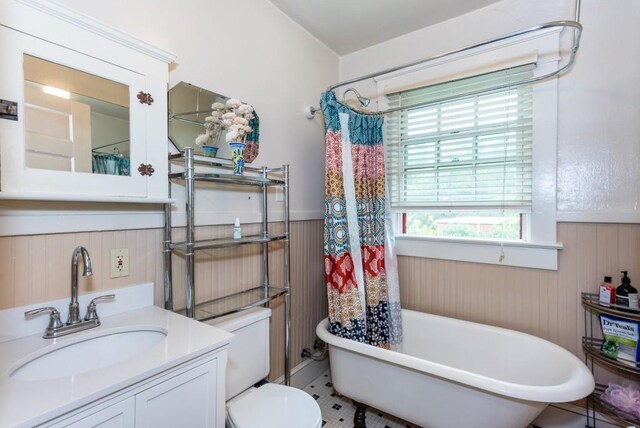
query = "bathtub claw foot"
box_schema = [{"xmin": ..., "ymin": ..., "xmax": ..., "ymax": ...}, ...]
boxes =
[{"xmin": 353, "ymin": 400, "xmax": 367, "ymax": 428}]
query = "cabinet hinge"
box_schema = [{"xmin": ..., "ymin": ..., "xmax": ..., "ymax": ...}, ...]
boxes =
[
  {"xmin": 137, "ymin": 91, "xmax": 154, "ymax": 105},
  {"xmin": 0, "ymin": 99, "xmax": 18, "ymax": 121},
  {"xmin": 138, "ymin": 163, "xmax": 155, "ymax": 176}
]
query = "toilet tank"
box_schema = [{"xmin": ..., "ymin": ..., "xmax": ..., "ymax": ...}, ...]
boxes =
[{"xmin": 205, "ymin": 307, "xmax": 271, "ymax": 399}]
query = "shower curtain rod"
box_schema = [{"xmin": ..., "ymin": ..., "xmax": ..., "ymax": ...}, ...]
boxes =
[
  {"xmin": 306, "ymin": 20, "xmax": 582, "ymax": 117},
  {"xmin": 92, "ymin": 138, "xmax": 130, "ymax": 150}
]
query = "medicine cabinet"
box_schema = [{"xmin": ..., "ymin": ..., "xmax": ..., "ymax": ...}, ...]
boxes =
[{"xmin": 0, "ymin": 0, "xmax": 176, "ymax": 202}]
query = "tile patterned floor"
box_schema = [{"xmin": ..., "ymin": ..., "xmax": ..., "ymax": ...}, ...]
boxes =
[{"xmin": 302, "ymin": 370, "xmax": 416, "ymax": 428}]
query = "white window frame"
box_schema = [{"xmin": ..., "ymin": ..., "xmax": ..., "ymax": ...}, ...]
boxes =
[{"xmin": 377, "ymin": 28, "xmax": 563, "ymax": 270}]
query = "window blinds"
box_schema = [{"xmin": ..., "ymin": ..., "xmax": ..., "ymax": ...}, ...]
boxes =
[{"xmin": 385, "ymin": 65, "xmax": 535, "ymax": 210}]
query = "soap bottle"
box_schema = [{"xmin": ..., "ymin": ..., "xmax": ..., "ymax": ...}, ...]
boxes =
[
  {"xmin": 616, "ymin": 271, "xmax": 639, "ymax": 311},
  {"xmin": 599, "ymin": 276, "xmax": 616, "ymax": 307},
  {"xmin": 233, "ymin": 217, "xmax": 242, "ymax": 239}
]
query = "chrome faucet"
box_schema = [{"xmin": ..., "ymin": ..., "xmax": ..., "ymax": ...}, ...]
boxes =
[
  {"xmin": 24, "ymin": 246, "xmax": 115, "ymax": 339},
  {"xmin": 68, "ymin": 246, "xmax": 93, "ymax": 325}
]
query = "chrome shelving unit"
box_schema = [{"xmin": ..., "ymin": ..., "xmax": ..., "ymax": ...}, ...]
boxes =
[
  {"xmin": 582, "ymin": 292, "xmax": 640, "ymax": 427},
  {"xmin": 164, "ymin": 147, "xmax": 291, "ymax": 385}
]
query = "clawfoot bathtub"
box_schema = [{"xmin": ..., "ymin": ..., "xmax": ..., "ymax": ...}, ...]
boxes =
[{"xmin": 317, "ymin": 309, "xmax": 594, "ymax": 428}]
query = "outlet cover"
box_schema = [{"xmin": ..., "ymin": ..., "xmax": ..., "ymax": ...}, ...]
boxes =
[{"xmin": 110, "ymin": 248, "xmax": 129, "ymax": 278}]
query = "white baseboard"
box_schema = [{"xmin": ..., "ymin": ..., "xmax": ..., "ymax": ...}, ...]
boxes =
[
  {"xmin": 533, "ymin": 402, "xmax": 622, "ymax": 428},
  {"xmin": 273, "ymin": 358, "xmax": 329, "ymax": 389}
]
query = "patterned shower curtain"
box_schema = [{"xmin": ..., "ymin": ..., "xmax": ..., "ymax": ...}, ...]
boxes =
[{"xmin": 321, "ymin": 91, "xmax": 402, "ymax": 349}]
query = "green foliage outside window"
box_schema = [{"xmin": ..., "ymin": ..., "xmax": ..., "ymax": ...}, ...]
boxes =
[{"xmin": 405, "ymin": 211, "xmax": 521, "ymax": 240}]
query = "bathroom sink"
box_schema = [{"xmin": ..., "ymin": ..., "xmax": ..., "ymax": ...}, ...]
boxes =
[{"xmin": 9, "ymin": 327, "xmax": 167, "ymax": 381}]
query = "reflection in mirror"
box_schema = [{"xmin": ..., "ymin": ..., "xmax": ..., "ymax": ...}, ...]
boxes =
[
  {"xmin": 168, "ymin": 82, "xmax": 260, "ymax": 162},
  {"xmin": 23, "ymin": 55, "xmax": 131, "ymax": 176},
  {"xmin": 169, "ymin": 82, "xmax": 228, "ymax": 157}
]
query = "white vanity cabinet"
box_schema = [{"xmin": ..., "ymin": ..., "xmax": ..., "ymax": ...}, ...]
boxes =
[
  {"xmin": 45, "ymin": 352, "xmax": 225, "ymax": 428},
  {"xmin": 134, "ymin": 358, "xmax": 220, "ymax": 427},
  {"xmin": 52, "ymin": 398, "xmax": 135, "ymax": 428},
  {"xmin": 0, "ymin": 0, "xmax": 176, "ymax": 202}
]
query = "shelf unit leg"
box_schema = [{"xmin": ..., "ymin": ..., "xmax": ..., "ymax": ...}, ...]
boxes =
[
  {"xmin": 586, "ymin": 398, "xmax": 595, "ymax": 427},
  {"xmin": 163, "ymin": 152, "xmax": 173, "ymax": 310},
  {"xmin": 163, "ymin": 202, "xmax": 173, "ymax": 310},
  {"xmin": 261, "ymin": 167, "xmax": 269, "ymax": 294},
  {"xmin": 185, "ymin": 147, "xmax": 196, "ymax": 319},
  {"xmin": 284, "ymin": 164, "xmax": 291, "ymax": 386}
]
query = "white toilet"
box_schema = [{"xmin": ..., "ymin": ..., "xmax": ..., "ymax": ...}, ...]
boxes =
[{"xmin": 207, "ymin": 307, "xmax": 322, "ymax": 428}]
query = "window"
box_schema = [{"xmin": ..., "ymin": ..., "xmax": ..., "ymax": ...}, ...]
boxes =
[
  {"xmin": 378, "ymin": 30, "xmax": 563, "ymax": 269},
  {"xmin": 386, "ymin": 65, "xmax": 534, "ymax": 241}
]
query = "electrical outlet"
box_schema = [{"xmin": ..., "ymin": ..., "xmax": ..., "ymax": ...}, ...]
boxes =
[
  {"xmin": 110, "ymin": 248, "xmax": 129, "ymax": 278},
  {"xmin": 275, "ymin": 187, "xmax": 284, "ymax": 202}
]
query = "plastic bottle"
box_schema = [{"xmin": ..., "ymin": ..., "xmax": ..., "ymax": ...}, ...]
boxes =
[
  {"xmin": 233, "ymin": 217, "xmax": 242, "ymax": 239},
  {"xmin": 616, "ymin": 271, "xmax": 638, "ymax": 311},
  {"xmin": 599, "ymin": 276, "xmax": 616, "ymax": 307}
]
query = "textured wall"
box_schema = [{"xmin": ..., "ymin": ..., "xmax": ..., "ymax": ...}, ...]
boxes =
[
  {"xmin": 339, "ymin": 0, "xmax": 640, "ymax": 223},
  {"xmin": 37, "ymin": 0, "xmax": 337, "ymax": 230}
]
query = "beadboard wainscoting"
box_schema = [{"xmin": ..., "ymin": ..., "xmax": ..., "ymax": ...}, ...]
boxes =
[
  {"xmin": 397, "ymin": 222, "xmax": 639, "ymax": 387},
  {"xmin": 0, "ymin": 220, "xmax": 327, "ymax": 381},
  {"xmin": 1, "ymin": 221, "xmax": 637, "ymax": 382},
  {"xmin": 0, "ymin": 229, "xmax": 165, "ymax": 308},
  {"xmin": 398, "ymin": 223, "xmax": 640, "ymax": 356}
]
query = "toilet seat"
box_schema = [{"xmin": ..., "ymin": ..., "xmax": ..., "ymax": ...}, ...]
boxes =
[{"xmin": 226, "ymin": 383, "xmax": 322, "ymax": 428}]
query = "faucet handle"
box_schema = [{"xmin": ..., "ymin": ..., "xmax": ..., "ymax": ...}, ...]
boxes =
[
  {"xmin": 84, "ymin": 294, "xmax": 115, "ymax": 321},
  {"xmin": 25, "ymin": 307, "xmax": 63, "ymax": 330}
]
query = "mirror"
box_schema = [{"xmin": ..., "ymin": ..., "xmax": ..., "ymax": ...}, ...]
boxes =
[
  {"xmin": 168, "ymin": 82, "xmax": 260, "ymax": 162},
  {"xmin": 23, "ymin": 54, "xmax": 131, "ymax": 176}
]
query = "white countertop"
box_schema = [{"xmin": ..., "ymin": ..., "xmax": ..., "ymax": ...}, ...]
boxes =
[{"xmin": 0, "ymin": 305, "xmax": 233, "ymax": 427}]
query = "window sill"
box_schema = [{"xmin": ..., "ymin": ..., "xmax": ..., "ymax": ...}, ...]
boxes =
[{"xmin": 395, "ymin": 235, "xmax": 562, "ymax": 270}]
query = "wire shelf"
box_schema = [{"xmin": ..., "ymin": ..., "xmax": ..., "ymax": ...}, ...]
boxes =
[
  {"xmin": 169, "ymin": 171, "xmax": 284, "ymax": 186},
  {"xmin": 169, "ymin": 233, "xmax": 287, "ymax": 251},
  {"xmin": 175, "ymin": 285, "xmax": 287, "ymax": 322},
  {"xmin": 168, "ymin": 152, "xmax": 285, "ymax": 186},
  {"xmin": 583, "ymin": 337, "xmax": 640, "ymax": 377},
  {"xmin": 582, "ymin": 292, "xmax": 640, "ymax": 321}
]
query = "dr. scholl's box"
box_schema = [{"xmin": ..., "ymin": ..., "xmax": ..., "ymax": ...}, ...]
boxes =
[{"xmin": 599, "ymin": 313, "xmax": 640, "ymax": 367}]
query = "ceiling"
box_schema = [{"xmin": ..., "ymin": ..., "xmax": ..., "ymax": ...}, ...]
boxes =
[{"xmin": 268, "ymin": 0, "xmax": 504, "ymax": 55}]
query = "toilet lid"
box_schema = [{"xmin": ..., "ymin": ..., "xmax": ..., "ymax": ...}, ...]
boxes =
[{"xmin": 227, "ymin": 384, "xmax": 322, "ymax": 428}]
